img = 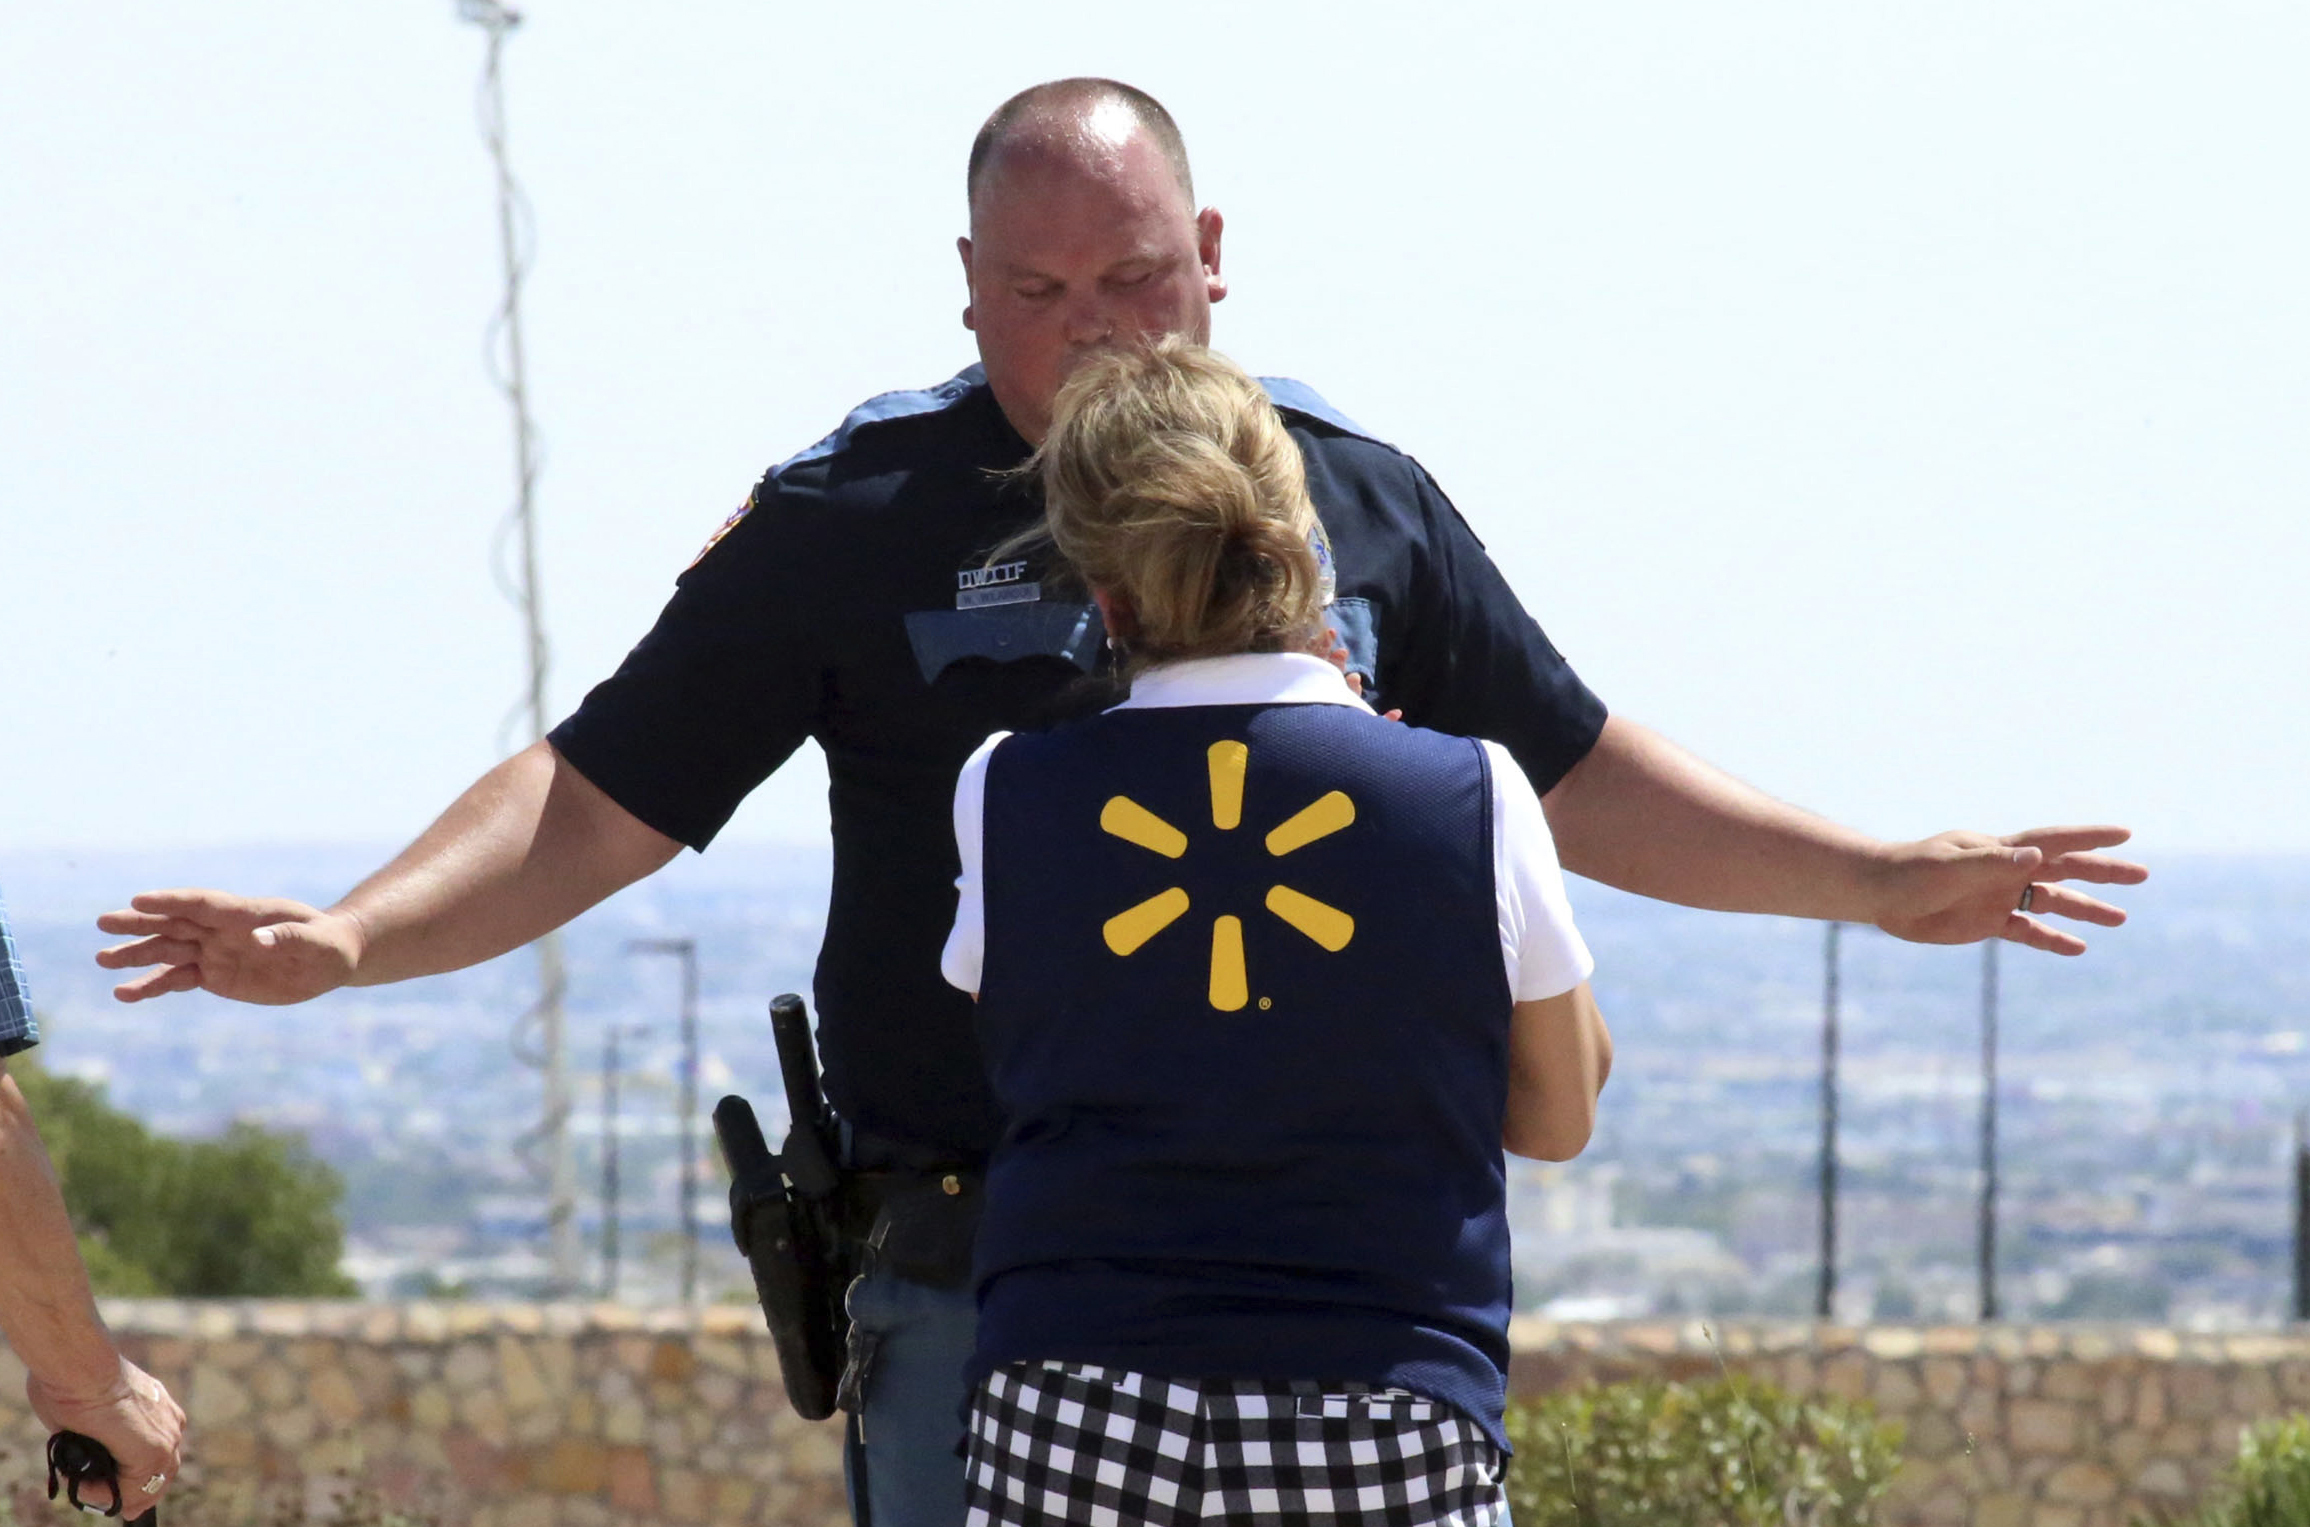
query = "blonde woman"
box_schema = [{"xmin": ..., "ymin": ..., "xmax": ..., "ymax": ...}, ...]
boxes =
[{"xmin": 939, "ymin": 340, "xmax": 1611, "ymax": 1527}]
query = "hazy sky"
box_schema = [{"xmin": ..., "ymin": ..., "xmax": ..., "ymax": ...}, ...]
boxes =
[{"xmin": 5, "ymin": 3, "xmax": 2304, "ymax": 868}]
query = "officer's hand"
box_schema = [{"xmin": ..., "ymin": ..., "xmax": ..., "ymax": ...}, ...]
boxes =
[
  {"xmin": 1870, "ymin": 826, "xmax": 2145, "ymax": 956},
  {"xmin": 96, "ymin": 890, "xmax": 363, "ymax": 1005},
  {"xmin": 29, "ymin": 1357, "xmax": 186, "ymax": 1518}
]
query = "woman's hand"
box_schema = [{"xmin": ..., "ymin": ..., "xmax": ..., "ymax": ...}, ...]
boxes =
[{"xmin": 1325, "ymin": 628, "xmax": 1402, "ymax": 721}]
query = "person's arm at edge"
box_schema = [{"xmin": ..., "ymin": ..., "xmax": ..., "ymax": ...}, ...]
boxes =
[
  {"xmin": 98, "ymin": 741, "xmax": 681, "ymax": 1003},
  {"xmin": 1541, "ymin": 715, "xmax": 2146, "ymax": 956},
  {"xmin": 0, "ymin": 1060, "xmax": 184, "ymax": 1514},
  {"xmin": 1503, "ymin": 983, "xmax": 1611, "ymax": 1162}
]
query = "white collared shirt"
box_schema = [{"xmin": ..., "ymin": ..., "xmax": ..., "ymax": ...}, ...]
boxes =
[{"xmin": 940, "ymin": 651, "xmax": 1594, "ymax": 1003}]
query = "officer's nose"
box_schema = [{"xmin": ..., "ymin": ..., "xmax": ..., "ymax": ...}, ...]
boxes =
[{"xmin": 1061, "ymin": 297, "xmax": 1115, "ymax": 350}]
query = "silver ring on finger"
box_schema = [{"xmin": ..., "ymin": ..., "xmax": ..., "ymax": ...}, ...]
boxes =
[
  {"xmin": 143, "ymin": 1476, "xmax": 168, "ymax": 1495},
  {"xmin": 2018, "ymin": 885, "xmax": 2035, "ymax": 914}
]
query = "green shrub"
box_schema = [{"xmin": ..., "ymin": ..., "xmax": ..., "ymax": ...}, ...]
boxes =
[
  {"xmin": 12, "ymin": 1053, "xmax": 357, "ymax": 1297},
  {"xmin": 2148, "ymin": 1414, "xmax": 2310, "ymax": 1527},
  {"xmin": 1506, "ymin": 1375, "xmax": 1904, "ymax": 1527}
]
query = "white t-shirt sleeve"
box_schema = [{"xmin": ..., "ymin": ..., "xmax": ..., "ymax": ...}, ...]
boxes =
[
  {"xmin": 940, "ymin": 731, "xmax": 1011, "ymax": 995},
  {"xmin": 1482, "ymin": 740, "xmax": 1594, "ymax": 1001}
]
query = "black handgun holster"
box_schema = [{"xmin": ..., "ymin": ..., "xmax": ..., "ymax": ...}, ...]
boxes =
[
  {"xmin": 715, "ymin": 995, "xmax": 851, "ymax": 1420},
  {"xmin": 717, "ymin": 995, "xmax": 984, "ymax": 1422}
]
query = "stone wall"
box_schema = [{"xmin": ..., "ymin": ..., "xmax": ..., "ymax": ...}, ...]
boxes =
[
  {"xmin": 0, "ymin": 1304, "xmax": 847, "ymax": 1527},
  {"xmin": 1505, "ymin": 1317, "xmax": 2307, "ymax": 1527},
  {"xmin": 1, "ymin": 1307, "xmax": 2303, "ymax": 1527}
]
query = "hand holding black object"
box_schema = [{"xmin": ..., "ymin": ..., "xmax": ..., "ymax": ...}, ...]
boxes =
[
  {"xmin": 48, "ymin": 1431, "xmax": 157, "ymax": 1527},
  {"xmin": 27, "ymin": 1357, "xmax": 182, "ymax": 1523}
]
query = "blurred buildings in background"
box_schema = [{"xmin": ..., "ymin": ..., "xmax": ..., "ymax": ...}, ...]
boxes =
[{"xmin": 5, "ymin": 846, "xmax": 2303, "ymax": 1324}]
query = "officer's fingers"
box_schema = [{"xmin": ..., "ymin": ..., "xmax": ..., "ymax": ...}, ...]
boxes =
[
  {"xmin": 112, "ymin": 964, "xmax": 205, "ymax": 1003},
  {"xmin": 2040, "ymin": 849, "xmax": 2151, "ymax": 887},
  {"xmin": 2024, "ymin": 883, "xmax": 2127, "ymax": 928},
  {"xmin": 1998, "ymin": 825, "xmax": 2136, "ymax": 860},
  {"xmin": 128, "ymin": 888, "xmax": 298, "ymax": 931},
  {"xmin": 96, "ymin": 936, "xmax": 205, "ymax": 970},
  {"xmin": 2002, "ymin": 912, "xmax": 2087, "ymax": 956},
  {"xmin": 95, "ymin": 909, "xmax": 206, "ymax": 939}
]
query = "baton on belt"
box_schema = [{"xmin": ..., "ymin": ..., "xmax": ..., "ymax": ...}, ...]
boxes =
[
  {"xmin": 714, "ymin": 993, "xmax": 847, "ymax": 1420},
  {"xmin": 47, "ymin": 1431, "xmax": 156, "ymax": 1526},
  {"xmin": 769, "ymin": 993, "xmax": 839, "ymax": 1198}
]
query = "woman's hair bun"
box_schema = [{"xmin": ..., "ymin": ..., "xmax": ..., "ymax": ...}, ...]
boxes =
[{"xmin": 1033, "ymin": 338, "xmax": 1325, "ymax": 667}]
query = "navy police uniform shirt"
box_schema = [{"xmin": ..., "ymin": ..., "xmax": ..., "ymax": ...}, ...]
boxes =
[{"xmin": 548, "ymin": 364, "xmax": 1606, "ymax": 1160}]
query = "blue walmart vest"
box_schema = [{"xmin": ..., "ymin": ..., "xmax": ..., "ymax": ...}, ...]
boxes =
[{"xmin": 971, "ymin": 699, "xmax": 1518, "ymax": 1447}]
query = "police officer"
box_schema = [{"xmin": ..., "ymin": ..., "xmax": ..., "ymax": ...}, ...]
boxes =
[
  {"xmin": 97, "ymin": 78, "xmax": 2143, "ymax": 1527},
  {"xmin": 1, "ymin": 890, "xmax": 186, "ymax": 1519}
]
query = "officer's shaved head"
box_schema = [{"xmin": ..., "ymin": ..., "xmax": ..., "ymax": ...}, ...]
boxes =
[
  {"xmin": 959, "ymin": 78, "xmax": 1225, "ymax": 445},
  {"xmin": 967, "ymin": 78, "xmax": 1195, "ymax": 219}
]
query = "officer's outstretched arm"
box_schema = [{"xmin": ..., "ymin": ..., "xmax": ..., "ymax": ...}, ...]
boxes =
[
  {"xmin": 1503, "ymin": 983, "xmax": 1611, "ymax": 1162},
  {"xmin": 1542, "ymin": 716, "xmax": 2143, "ymax": 955},
  {"xmin": 98, "ymin": 741, "xmax": 680, "ymax": 1004}
]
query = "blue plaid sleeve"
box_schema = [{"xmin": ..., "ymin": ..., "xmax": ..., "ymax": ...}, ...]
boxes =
[{"xmin": 0, "ymin": 890, "xmax": 38, "ymax": 1057}]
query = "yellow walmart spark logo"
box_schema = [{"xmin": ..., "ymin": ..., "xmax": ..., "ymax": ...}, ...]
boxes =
[{"xmin": 1099, "ymin": 741, "xmax": 1356, "ymax": 1012}]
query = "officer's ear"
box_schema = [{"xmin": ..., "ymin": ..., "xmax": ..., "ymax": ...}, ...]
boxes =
[
  {"xmin": 958, "ymin": 235, "xmax": 977, "ymax": 331},
  {"xmin": 1197, "ymin": 208, "xmax": 1227, "ymax": 306}
]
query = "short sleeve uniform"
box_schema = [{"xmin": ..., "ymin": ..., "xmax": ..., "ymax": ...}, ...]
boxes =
[
  {"xmin": 1, "ymin": 889, "xmax": 39, "ymax": 1058},
  {"xmin": 549, "ymin": 365, "xmax": 1605, "ymax": 1160}
]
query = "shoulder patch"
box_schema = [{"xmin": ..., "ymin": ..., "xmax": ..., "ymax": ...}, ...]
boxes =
[
  {"xmin": 772, "ymin": 364, "xmax": 989, "ymax": 476},
  {"xmin": 1258, "ymin": 377, "xmax": 1390, "ymax": 450},
  {"xmin": 689, "ymin": 363, "xmax": 991, "ymax": 573},
  {"xmin": 687, "ymin": 488, "xmax": 756, "ymax": 571}
]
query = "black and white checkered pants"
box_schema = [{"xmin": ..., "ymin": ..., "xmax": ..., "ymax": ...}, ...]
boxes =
[{"xmin": 964, "ymin": 1361, "xmax": 1506, "ymax": 1526}]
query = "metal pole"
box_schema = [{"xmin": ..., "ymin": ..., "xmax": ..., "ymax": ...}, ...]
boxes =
[
  {"xmin": 1980, "ymin": 940, "xmax": 2001, "ymax": 1322},
  {"xmin": 2294, "ymin": 1110, "xmax": 2309, "ymax": 1323},
  {"xmin": 679, "ymin": 946, "xmax": 699, "ymax": 1303},
  {"xmin": 627, "ymin": 938, "xmax": 701, "ymax": 1302},
  {"xmin": 539, "ymin": 934, "xmax": 576, "ymax": 1294},
  {"xmin": 459, "ymin": 0, "xmax": 578, "ymax": 1298},
  {"xmin": 602, "ymin": 1023, "xmax": 624, "ymax": 1299},
  {"xmin": 1819, "ymin": 921, "xmax": 1840, "ymax": 1321}
]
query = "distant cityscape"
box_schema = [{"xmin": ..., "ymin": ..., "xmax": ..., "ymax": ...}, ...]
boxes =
[{"xmin": 5, "ymin": 845, "xmax": 2305, "ymax": 1326}]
